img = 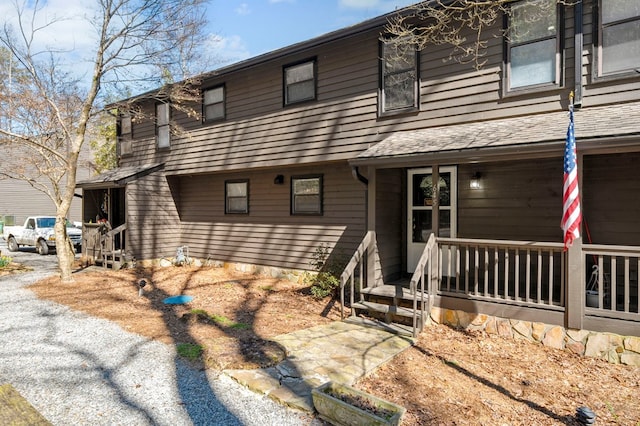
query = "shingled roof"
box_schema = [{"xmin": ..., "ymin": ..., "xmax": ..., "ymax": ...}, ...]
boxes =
[
  {"xmin": 352, "ymin": 101, "xmax": 640, "ymax": 166},
  {"xmin": 76, "ymin": 163, "xmax": 164, "ymax": 189}
]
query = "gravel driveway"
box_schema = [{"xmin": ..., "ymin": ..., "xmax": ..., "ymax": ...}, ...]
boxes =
[{"xmin": 0, "ymin": 240, "xmax": 319, "ymax": 425}]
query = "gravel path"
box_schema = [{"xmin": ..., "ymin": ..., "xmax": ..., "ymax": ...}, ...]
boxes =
[{"xmin": 0, "ymin": 242, "xmax": 319, "ymax": 425}]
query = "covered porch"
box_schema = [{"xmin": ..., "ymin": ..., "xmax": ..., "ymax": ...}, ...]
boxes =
[
  {"xmin": 76, "ymin": 163, "xmax": 163, "ymax": 269},
  {"xmin": 342, "ymin": 103, "xmax": 640, "ymax": 337}
]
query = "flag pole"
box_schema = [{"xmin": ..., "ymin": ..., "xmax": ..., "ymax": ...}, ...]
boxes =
[{"xmin": 564, "ymin": 89, "xmax": 584, "ymax": 329}]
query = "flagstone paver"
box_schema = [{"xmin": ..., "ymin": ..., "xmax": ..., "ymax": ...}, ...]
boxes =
[{"xmin": 224, "ymin": 320, "xmax": 414, "ymax": 412}]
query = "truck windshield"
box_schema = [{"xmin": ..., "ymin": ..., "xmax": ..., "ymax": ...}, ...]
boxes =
[{"xmin": 36, "ymin": 218, "xmax": 56, "ymax": 228}]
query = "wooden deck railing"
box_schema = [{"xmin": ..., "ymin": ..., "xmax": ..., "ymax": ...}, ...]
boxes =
[
  {"xmin": 340, "ymin": 231, "xmax": 375, "ymax": 319},
  {"xmin": 582, "ymin": 244, "xmax": 640, "ymax": 322},
  {"xmin": 409, "ymin": 234, "xmax": 437, "ymax": 336},
  {"xmin": 436, "ymin": 238, "xmax": 566, "ymax": 309}
]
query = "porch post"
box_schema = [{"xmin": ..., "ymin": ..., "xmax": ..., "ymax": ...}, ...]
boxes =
[
  {"xmin": 566, "ymin": 238, "xmax": 584, "ymax": 330},
  {"xmin": 432, "ymin": 164, "xmax": 439, "ymax": 237},
  {"xmin": 367, "ymin": 167, "xmax": 379, "ymax": 286}
]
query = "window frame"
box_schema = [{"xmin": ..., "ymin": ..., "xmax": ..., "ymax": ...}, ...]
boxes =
[
  {"xmin": 291, "ymin": 175, "xmax": 323, "ymax": 216},
  {"xmin": 156, "ymin": 102, "xmax": 171, "ymax": 150},
  {"xmin": 283, "ymin": 58, "xmax": 317, "ymax": 106},
  {"xmin": 504, "ymin": 0, "xmax": 563, "ymax": 94},
  {"xmin": 379, "ymin": 38, "xmax": 420, "ymax": 116},
  {"xmin": 203, "ymin": 85, "xmax": 226, "ymax": 123},
  {"xmin": 225, "ymin": 179, "xmax": 249, "ymax": 214},
  {"xmin": 118, "ymin": 113, "xmax": 133, "ymax": 157},
  {"xmin": 595, "ymin": 0, "xmax": 640, "ymax": 80}
]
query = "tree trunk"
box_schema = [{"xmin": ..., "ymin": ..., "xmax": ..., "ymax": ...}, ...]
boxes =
[{"xmin": 54, "ymin": 216, "xmax": 74, "ymax": 282}]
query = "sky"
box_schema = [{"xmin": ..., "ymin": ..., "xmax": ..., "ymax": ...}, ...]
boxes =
[
  {"xmin": 207, "ymin": 0, "xmax": 418, "ymax": 67},
  {"xmin": 0, "ymin": 0, "xmax": 416, "ymax": 83}
]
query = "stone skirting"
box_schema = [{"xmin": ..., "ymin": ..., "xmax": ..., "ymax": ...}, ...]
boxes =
[
  {"xmin": 143, "ymin": 257, "xmax": 311, "ymax": 284},
  {"xmin": 429, "ymin": 307, "xmax": 640, "ymax": 367}
]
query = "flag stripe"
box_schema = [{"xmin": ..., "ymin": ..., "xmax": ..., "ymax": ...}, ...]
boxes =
[{"xmin": 562, "ymin": 107, "xmax": 581, "ymax": 250}]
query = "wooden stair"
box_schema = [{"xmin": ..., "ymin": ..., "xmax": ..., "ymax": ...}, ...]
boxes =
[{"xmin": 350, "ymin": 283, "xmax": 430, "ymax": 337}]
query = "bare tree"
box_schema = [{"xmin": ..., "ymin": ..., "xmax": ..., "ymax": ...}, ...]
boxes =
[
  {"xmin": 384, "ymin": 0, "xmax": 570, "ymax": 70},
  {"xmin": 0, "ymin": 0, "xmax": 211, "ymax": 281}
]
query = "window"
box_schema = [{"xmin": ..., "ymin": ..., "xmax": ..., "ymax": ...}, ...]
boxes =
[
  {"xmin": 156, "ymin": 103, "xmax": 170, "ymax": 149},
  {"xmin": 203, "ymin": 86, "xmax": 225, "ymax": 122},
  {"xmin": 291, "ymin": 175, "xmax": 322, "ymax": 215},
  {"xmin": 598, "ymin": 0, "xmax": 640, "ymax": 76},
  {"xmin": 284, "ymin": 60, "xmax": 316, "ymax": 105},
  {"xmin": 118, "ymin": 114, "xmax": 132, "ymax": 156},
  {"xmin": 507, "ymin": 0, "xmax": 559, "ymax": 90},
  {"xmin": 225, "ymin": 180, "xmax": 249, "ymax": 214},
  {"xmin": 380, "ymin": 39, "xmax": 418, "ymax": 114}
]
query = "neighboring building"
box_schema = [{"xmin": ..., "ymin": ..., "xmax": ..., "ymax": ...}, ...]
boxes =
[
  {"xmin": 1, "ymin": 148, "xmax": 92, "ymax": 226},
  {"xmin": 78, "ymin": 0, "xmax": 640, "ymax": 337}
]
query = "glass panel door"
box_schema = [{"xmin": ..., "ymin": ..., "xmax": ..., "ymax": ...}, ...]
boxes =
[{"xmin": 407, "ymin": 167, "xmax": 457, "ymax": 272}]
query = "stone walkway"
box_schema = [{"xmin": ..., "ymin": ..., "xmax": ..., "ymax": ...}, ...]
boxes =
[{"xmin": 224, "ymin": 319, "xmax": 414, "ymax": 412}]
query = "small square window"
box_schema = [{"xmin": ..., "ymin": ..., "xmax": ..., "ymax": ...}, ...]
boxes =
[
  {"xmin": 380, "ymin": 39, "xmax": 418, "ymax": 115},
  {"xmin": 284, "ymin": 60, "xmax": 316, "ymax": 105},
  {"xmin": 203, "ymin": 86, "xmax": 225, "ymax": 122},
  {"xmin": 507, "ymin": 0, "xmax": 560, "ymax": 91},
  {"xmin": 226, "ymin": 180, "xmax": 249, "ymax": 214},
  {"xmin": 291, "ymin": 175, "xmax": 322, "ymax": 215},
  {"xmin": 156, "ymin": 103, "xmax": 170, "ymax": 149},
  {"xmin": 598, "ymin": 0, "xmax": 640, "ymax": 76}
]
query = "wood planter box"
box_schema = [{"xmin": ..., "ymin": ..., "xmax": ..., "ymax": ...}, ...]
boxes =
[{"xmin": 311, "ymin": 381, "xmax": 405, "ymax": 426}]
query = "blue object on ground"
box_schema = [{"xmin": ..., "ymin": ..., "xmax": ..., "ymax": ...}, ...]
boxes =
[{"xmin": 163, "ymin": 295, "xmax": 194, "ymax": 304}]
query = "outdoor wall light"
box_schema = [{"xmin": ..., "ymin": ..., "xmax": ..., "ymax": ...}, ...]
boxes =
[
  {"xmin": 274, "ymin": 174, "xmax": 285, "ymax": 185},
  {"xmin": 470, "ymin": 172, "xmax": 482, "ymax": 189}
]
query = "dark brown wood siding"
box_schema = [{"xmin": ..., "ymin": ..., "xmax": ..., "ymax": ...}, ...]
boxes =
[
  {"xmin": 126, "ymin": 173, "xmax": 182, "ymax": 260},
  {"xmin": 458, "ymin": 160, "xmax": 564, "ymax": 242},
  {"xmin": 582, "ymin": 152, "xmax": 640, "ymax": 246},
  {"xmin": 174, "ymin": 162, "xmax": 365, "ymax": 270},
  {"xmin": 375, "ymin": 168, "xmax": 404, "ymax": 280},
  {"xmin": 119, "ymin": 2, "xmax": 633, "ymax": 177}
]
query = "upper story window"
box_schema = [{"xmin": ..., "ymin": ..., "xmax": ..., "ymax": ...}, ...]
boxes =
[
  {"xmin": 118, "ymin": 114, "xmax": 132, "ymax": 157},
  {"xmin": 380, "ymin": 38, "xmax": 419, "ymax": 115},
  {"xmin": 156, "ymin": 103, "xmax": 170, "ymax": 149},
  {"xmin": 225, "ymin": 180, "xmax": 249, "ymax": 214},
  {"xmin": 203, "ymin": 85, "xmax": 225, "ymax": 122},
  {"xmin": 598, "ymin": 0, "xmax": 640, "ymax": 77},
  {"xmin": 507, "ymin": 0, "xmax": 560, "ymax": 91},
  {"xmin": 284, "ymin": 59, "xmax": 316, "ymax": 105},
  {"xmin": 291, "ymin": 175, "xmax": 322, "ymax": 215}
]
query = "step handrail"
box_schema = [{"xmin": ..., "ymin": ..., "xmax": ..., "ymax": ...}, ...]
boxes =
[
  {"xmin": 408, "ymin": 234, "xmax": 437, "ymax": 336},
  {"xmin": 340, "ymin": 231, "xmax": 375, "ymax": 319}
]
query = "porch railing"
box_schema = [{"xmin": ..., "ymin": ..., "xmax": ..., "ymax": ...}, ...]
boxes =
[
  {"xmin": 340, "ymin": 231, "xmax": 374, "ymax": 319},
  {"xmin": 582, "ymin": 244, "xmax": 640, "ymax": 322},
  {"xmin": 436, "ymin": 238, "xmax": 566, "ymax": 309},
  {"xmin": 409, "ymin": 234, "xmax": 437, "ymax": 335}
]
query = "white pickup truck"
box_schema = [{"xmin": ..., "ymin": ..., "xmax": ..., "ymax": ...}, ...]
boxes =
[{"xmin": 3, "ymin": 216, "xmax": 82, "ymax": 255}]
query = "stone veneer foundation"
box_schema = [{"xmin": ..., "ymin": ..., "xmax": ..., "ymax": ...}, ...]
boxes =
[
  {"xmin": 429, "ymin": 307, "xmax": 640, "ymax": 367},
  {"xmin": 148, "ymin": 258, "xmax": 640, "ymax": 367}
]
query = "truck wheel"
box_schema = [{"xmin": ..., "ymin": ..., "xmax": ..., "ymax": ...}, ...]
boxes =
[
  {"xmin": 7, "ymin": 236, "xmax": 19, "ymax": 252},
  {"xmin": 36, "ymin": 239, "xmax": 49, "ymax": 255}
]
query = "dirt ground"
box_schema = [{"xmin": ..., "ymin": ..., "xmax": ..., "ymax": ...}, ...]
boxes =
[{"xmin": 23, "ymin": 264, "xmax": 640, "ymax": 425}]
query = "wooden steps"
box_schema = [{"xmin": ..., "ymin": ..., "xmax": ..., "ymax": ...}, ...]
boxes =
[{"xmin": 349, "ymin": 284, "xmax": 430, "ymax": 336}]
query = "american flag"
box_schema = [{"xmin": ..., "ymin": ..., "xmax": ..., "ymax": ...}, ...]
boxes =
[{"xmin": 561, "ymin": 106, "xmax": 581, "ymax": 250}]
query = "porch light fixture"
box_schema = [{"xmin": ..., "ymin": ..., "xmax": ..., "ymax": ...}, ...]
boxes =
[
  {"xmin": 274, "ymin": 174, "xmax": 285, "ymax": 185},
  {"xmin": 470, "ymin": 172, "xmax": 482, "ymax": 189}
]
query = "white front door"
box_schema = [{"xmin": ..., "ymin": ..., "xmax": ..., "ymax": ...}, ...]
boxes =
[{"xmin": 407, "ymin": 167, "xmax": 457, "ymax": 272}]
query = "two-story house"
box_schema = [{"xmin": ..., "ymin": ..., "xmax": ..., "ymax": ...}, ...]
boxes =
[{"xmin": 78, "ymin": 0, "xmax": 640, "ymax": 338}]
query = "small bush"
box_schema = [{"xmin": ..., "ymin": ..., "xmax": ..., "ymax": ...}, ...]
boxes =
[
  {"xmin": 308, "ymin": 244, "xmax": 345, "ymax": 299},
  {"xmin": 310, "ymin": 272, "xmax": 340, "ymax": 299},
  {"xmin": 0, "ymin": 255, "xmax": 12, "ymax": 268}
]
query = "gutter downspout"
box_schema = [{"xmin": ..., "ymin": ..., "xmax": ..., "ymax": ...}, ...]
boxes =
[
  {"xmin": 574, "ymin": 0, "xmax": 583, "ymax": 108},
  {"xmin": 351, "ymin": 166, "xmax": 368, "ymax": 186}
]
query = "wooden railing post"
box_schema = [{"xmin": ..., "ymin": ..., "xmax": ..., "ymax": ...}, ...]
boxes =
[{"xmin": 566, "ymin": 238, "xmax": 584, "ymax": 330}]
